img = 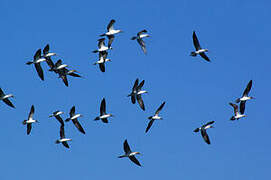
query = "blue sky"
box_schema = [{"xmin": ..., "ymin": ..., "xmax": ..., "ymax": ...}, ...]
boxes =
[{"xmin": 0, "ymin": 0, "xmax": 270, "ymax": 179}]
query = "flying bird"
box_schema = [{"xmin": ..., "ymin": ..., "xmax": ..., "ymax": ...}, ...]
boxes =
[
  {"xmin": 26, "ymin": 49, "xmax": 46, "ymax": 80},
  {"xmin": 131, "ymin": 29, "xmax": 150, "ymax": 54},
  {"xmin": 49, "ymin": 110, "xmax": 64, "ymax": 126},
  {"xmin": 55, "ymin": 125, "xmax": 71, "ymax": 149},
  {"xmin": 146, "ymin": 101, "xmax": 166, "ymax": 133},
  {"xmin": 190, "ymin": 31, "xmax": 210, "ymax": 62},
  {"xmin": 22, "ymin": 105, "xmax": 38, "ymax": 135},
  {"xmin": 0, "ymin": 88, "xmax": 15, "ymax": 108},
  {"xmin": 229, "ymin": 103, "xmax": 247, "ymax": 121},
  {"xmin": 93, "ymin": 51, "xmax": 112, "ymax": 72},
  {"xmin": 100, "ymin": 19, "xmax": 123, "ymax": 48},
  {"xmin": 194, "ymin": 121, "xmax": 214, "ymax": 144},
  {"xmin": 65, "ymin": 106, "xmax": 85, "ymax": 134},
  {"xmin": 94, "ymin": 98, "xmax": 113, "ymax": 123},
  {"xmin": 118, "ymin": 139, "xmax": 141, "ymax": 167},
  {"xmin": 235, "ymin": 80, "xmax": 254, "ymax": 114},
  {"xmin": 92, "ymin": 38, "xmax": 112, "ymax": 53}
]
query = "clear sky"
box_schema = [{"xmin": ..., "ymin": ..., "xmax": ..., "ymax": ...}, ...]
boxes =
[{"xmin": 0, "ymin": 0, "xmax": 270, "ymax": 179}]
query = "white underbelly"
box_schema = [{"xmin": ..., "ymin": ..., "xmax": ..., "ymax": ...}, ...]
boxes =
[{"xmin": 100, "ymin": 114, "xmax": 110, "ymax": 119}]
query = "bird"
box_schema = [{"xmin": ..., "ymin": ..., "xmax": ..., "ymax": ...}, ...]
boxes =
[
  {"xmin": 146, "ymin": 101, "xmax": 166, "ymax": 133},
  {"xmin": 235, "ymin": 80, "xmax": 254, "ymax": 114},
  {"xmin": 55, "ymin": 124, "xmax": 71, "ymax": 149},
  {"xmin": 22, "ymin": 105, "xmax": 38, "ymax": 135},
  {"xmin": 131, "ymin": 29, "xmax": 150, "ymax": 54},
  {"xmin": 49, "ymin": 110, "xmax": 64, "ymax": 126},
  {"xmin": 26, "ymin": 49, "xmax": 46, "ymax": 80},
  {"xmin": 0, "ymin": 88, "xmax": 15, "ymax": 108},
  {"xmin": 92, "ymin": 38, "xmax": 112, "ymax": 53},
  {"xmin": 135, "ymin": 80, "xmax": 148, "ymax": 111},
  {"xmin": 190, "ymin": 31, "xmax": 210, "ymax": 62},
  {"xmin": 118, "ymin": 139, "xmax": 141, "ymax": 167},
  {"xmin": 194, "ymin": 121, "xmax": 215, "ymax": 144},
  {"xmin": 229, "ymin": 103, "xmax": 247, "ymax": 120},
  {"xmin": 94, "ymin": 98, "xmax": 113, "ymax": 123},
  {"xmin": 127, "ymin": 78, "xmax": 139, "ymax": 104},
  {"xmin": 93, "ymin": 51, "xmax": 111, "ymax": 72},
  {"xmin": 100, "ymin": 19, "xmax": 123, "ymax": 48},
  {"xmin": 65, "ymin": 106, "xmax": 85, "ymax": 134}
]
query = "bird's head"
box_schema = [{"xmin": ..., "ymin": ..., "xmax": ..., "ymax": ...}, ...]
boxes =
[{"xmin": 190, "ymin": 52, "xmax": 197, "ymax": 56}]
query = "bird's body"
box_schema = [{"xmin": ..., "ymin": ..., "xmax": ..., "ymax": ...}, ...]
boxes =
[
  {"xmin": 22, "ymin": 105, "xmax": 37, "ymax": 135},
  {"xmin": 146, "ymin": 102, "xmax": 166, "ymax": 133},
  {"xmin": 118, "ymin": 139, "xmax": 141, "ymax": 167},
  {"xmin": 93, "ymin": 52, "xmax": 111, "ymax": 72},
  {"xmin": 55, "ymin": 125, "xmax": 71, "ymax": 148},
  {"xmin": 190, "ymin": 31, "xmax": 210, "ymax": 62},
  {"xmin": 0, "ymin": 88, "xmax": 15, "ymax": 108},
  {"xmin": 194, "ymin": 121, "xmax": 214, "ymax": 144},
  {"xmin": 26, "ymin": 49, "xmax": 46, "ymax": 80},
  {"xmin": 93, "ymin": 38, "xmax": 112, "ymax": 53},
  {"xmin": 131, "ymin": 30, "xmax": 150, "ymax": 54},
  {"xmin": 128, "ymin": 79, "xmax": 147, "ymax": 110},
  {"xmin": 235, "ymin": 80, "xmax": 254, "ymax": 114},
  {"xmin": 65, "ymin": 106, "xmax": 85, "ymax": 134},
  {"xmin": 95, "ymin": 98, "xmax": 113, "ymax": 123},
  {"xmin": 100, "ymin": 19, "xmax": 122, "ymax": 48}
]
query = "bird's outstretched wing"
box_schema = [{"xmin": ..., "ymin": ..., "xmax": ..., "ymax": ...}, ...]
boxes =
[
  {"xmin": 107, "ymin": 19, "xmax": 115, "ymax": 31},
  {"xmin": 34, "ymin": 63, "xmax": 44, "ymax": 81},
  {"xmin": 123, "ymin": 139, "xmax": 131, "ymax": 154},
  {"xmin": 145, "ymin": 119, "xmax": 154, "ymax": 133},
  {"xmin": 199, "ymin": 53, "xmax": 210, "ymax": 62},
  {"xmin": 192, "ymin": 31, "xmax": 201, "ymax": 51},
  {"xmin": 136, "ymin": 95, "xmax": 145, "ymax": 111},
  {"xmin": 243, "ymin": 80, "xmax": 252, "ymax": 97},
  {"xmin": 201, "ymin": 128, "xmax": 210, "ymax": 144},
  {"xmin": 72, "ymin": 119, "xmax": 85, "ymax": 134},
  {"xmin": 155, "ymin": 102, "xmax": 165, "ymax": 115},
  {"xmin": 129, "ymin": 156, "xmax": 141, "ymax": 167}
]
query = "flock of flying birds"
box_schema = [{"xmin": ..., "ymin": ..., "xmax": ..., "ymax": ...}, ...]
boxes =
[{"xmin": 1, "ymin": 19, "xmax": 255, "ymax": 167}]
